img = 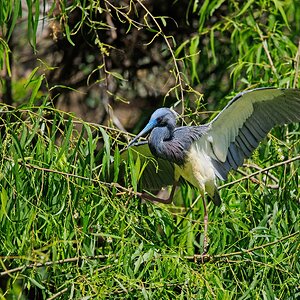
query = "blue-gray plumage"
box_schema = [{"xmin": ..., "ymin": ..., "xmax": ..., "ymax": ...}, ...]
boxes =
[
  {"xmin": 127, "ymin": 87, "xmax": 300, "ymax": 253},
  {"xmin": 129, "ymin": 87, "xmax": 300, "ymax": 199}
]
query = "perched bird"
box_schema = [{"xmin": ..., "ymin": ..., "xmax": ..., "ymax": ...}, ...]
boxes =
[{"xmin": 127, "ymin": 87, "xmax": 300, "ymax": 253}]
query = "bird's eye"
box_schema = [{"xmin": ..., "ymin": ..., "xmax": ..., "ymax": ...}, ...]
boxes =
[{"xmin": 157, "ymin": 116, "xmax": 163, "ymax": 123}]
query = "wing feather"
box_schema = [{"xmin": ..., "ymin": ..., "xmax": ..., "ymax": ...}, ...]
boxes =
[
  {"xmin": 238, "ymin": 127, "xmax": 257, "ymax": 154},
  {"xmin": 244, "ymin": 118, "xmax": 266, "ymax": 140},
  {"xmin": 203, "ymin": 88, "xmax": 300, "ymax": 180},
  {"xmin": 234, "ymin": 135, "xmax": 250, "ymax": 157},
  {"xmin": 117, "ymin": 142, "xmax": 176, "ymax": 191},
  {"xmin": 227, "ymin": 147, "xmax": 238, "ymax": 169}
]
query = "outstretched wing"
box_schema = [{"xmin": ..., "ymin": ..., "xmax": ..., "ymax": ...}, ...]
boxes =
[
  {"xmin": 118, "ymin": 142, "xmax": 176, "ymax": 190},
  {"xmin": 202, "ymin": 88, "xmax": 300, "ymax": 180}
]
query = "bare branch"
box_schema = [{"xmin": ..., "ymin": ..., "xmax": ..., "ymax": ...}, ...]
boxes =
[{"xmin": 219, "ymin": 155, "xmax": 300, "ymax": 190}]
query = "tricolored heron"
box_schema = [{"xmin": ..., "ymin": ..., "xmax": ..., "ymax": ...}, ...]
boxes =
[{"xmin": 127, "ymin": 87, "xmax": 300, "ymax": 254}]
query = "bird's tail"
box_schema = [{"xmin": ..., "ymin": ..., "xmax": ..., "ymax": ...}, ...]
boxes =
[{"xmin": 209, "ymin": 188, "xmax": 221, "ymax": 206}]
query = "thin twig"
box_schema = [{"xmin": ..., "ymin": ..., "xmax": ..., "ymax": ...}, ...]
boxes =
[
  {"xmin": 256, "ymin": 24, "xmax": 278, "ymax": 78},
  {"xmin": 218, "ymin": 155, "xmax": 300, "ymax": 190},
  {"xmin": 136, "ymin": 0, "xmax": 185, "ymax": 113},
  {"xmin": 100, "ymin": 50, "xmax": 127, "ymax": 132},
  {"xmin": 188, "ymin": 231, "xmax": 299, "ymax": 263},
  {"xmin": 212, "ymin": 231, "xmax": 299, "ymax": 260},
  {"xmin": 3, "ymin": 153, "xmax": 299, "ymax": 203},
  {"xmin": 2, "ymin": 156, "xmax": 136, "ymax": 197},
  {"xmin": 237, "ymin": 164, "xmax": 279, "ymax": 189},
  {"xmin": 47, "ymin": 288, "xmax": 68, "ymax": 300},
  {"xmin": 237, "ymin": 168, "xmax": 278, "ymax": 189},
  {"xmin": 0, "ymin": 255, "xmax": 112, "ymax": 277},
  {"xmin": 242, "ymin": 163, "xmax": 279, "ymax": 184},
  {"xmin": 1, "ymin": 231, "xmax": 298, "ymax": 275},
  {"xmin": 0, "ymin": 105, "xmax": 127, "ymax": 136}
]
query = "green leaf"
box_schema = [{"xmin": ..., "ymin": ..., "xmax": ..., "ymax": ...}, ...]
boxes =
[
  {"xmin": 107, "ymin": 71, "xmax": 126, "ymax": 81},
  {"xmin": 64, "ymin": 22, "xmax": 75, "ymax": 46},
  {"xmin": 99, "ymin": 127, "xmax": 111, "ymax": 178},
  {"xmin": 0, "ymin": 39, "xmax": 12, "ymax": 76},
  {"xmin": 28, "ymin": 277, "xmax": 45, "ymax": 290},
  {"xmin": 189, "ymin": 36, "xmax": 200, "ymax": 83},
  {"xmin": 237, "ymin": 0, "xmax": 255, "ymax": 17},
  {"xmin": 0, "ymin": 187, "xmax": 8, "ymax": 220},
  {"xmin": 113, "ymin": 147, "xmax": 120, "ymax": 182},
  {"xmin": 210, "ymin": 28, "xmax": 216, "ymax": 64},
  {"xmin": 7, "ymin": 0, "xmax": 22, "ymax": 41},
  {"xmin": 28, "ymin": 74, "xmax": 44, "ymax": 105},
  {"xmin": 56, "ymin": 118, "xmax": 73, "ymax": 163},
  {"xmin": 24, "ymin": 67, "xmax": 39, "ymax": 88},
  {"xmin": 272, "ymin": 0, "xmax": 290, "ymax": 28}
]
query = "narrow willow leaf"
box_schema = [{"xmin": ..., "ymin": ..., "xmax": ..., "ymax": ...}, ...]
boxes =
[
  {"xmin": 189, "ymin": 36, "xmax": 200, "ymax": 83},
  {"xmin": 0, "ymin": 187, "xmax": 8, "ymax": 220},
  {"xmin": 107, "ymin": 71, "xmax": 126, "ymax": 81},
  {"xmin": 24, "ymin": 66, "xmax": 39, "ymax": 88},
  {"xmin": 133, "ymin": 155, "xmax": 141, "ymax": 191},
  {"xmin": 272, "ymin": 0, "xmax": 290, "ymax": 28},
  {"xmin": 32, "ymin": 0, "xmax": 40, "ymax": 47},
  {"xmin": 6, "ymin": 0, "xmax": 21, "ymax": 41},
  {"xmin": 198, "ymin": 0, "xmax": 210, "ymax": 31},
  {"xmin": 113, "ymin": 146, "xmax": 120, "ymax": 182},
  {"xmin": 28, "ymin": 74, "xmax": 44, "ymax": 105},
  {"xmin": 57, "ymin": 118, "xmax": 73, "ymax": 162},
  {"xmin": 99, "ymin": 127, "xmax": 111, "ymax": 178},
  {"xmin": 210, "ymin": 28, "xmax": 216, "ymax": 65},
  {"xmin": 174, "ymin": 39, "xmax": 189, "ymax": 57},
  {"xmin": 84, "ymin": 123, "xmax": 95, "ymax": 175},
  {"xmin": 0, "ymin": 39, "xmax": 12, "ymax": 76},
  {"xmin": 64, "ymin": 22, "xmax": 75, "ymax": 46},
  {"xmin": 28, "ymin": 276, "xmax": 45, "ymax": 290},
  {"xmin": 237, "ymin": 0, "xmax": 255, "ymax": 17}
]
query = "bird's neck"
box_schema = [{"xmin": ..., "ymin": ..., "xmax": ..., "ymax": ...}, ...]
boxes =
[
  {"xmin": 151, "ymin": 125, "xmax": 173, "ymax": 142},
  {"xmin": 148, "ymin": 126, "xmax": 174, "ymax": 159}
]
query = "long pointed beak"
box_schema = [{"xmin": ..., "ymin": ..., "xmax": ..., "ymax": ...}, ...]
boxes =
[{"xmin": 128, "ymin": 120, "xmax": 157, "ymax": 147}]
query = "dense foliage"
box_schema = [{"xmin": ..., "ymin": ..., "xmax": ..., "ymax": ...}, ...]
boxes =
[{"xmin": 0, "ymin": 0, "xmax": 299, "ymax": 299}]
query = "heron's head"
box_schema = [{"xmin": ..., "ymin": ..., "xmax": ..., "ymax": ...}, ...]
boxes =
[{"xmin": 128, "ymin": 108, "xmax": 177, "ymax": 147}]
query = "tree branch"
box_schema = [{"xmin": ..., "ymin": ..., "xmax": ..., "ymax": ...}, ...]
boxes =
[{"xmin": 0, "ymin": 254, "xmax": 113, "ymax": 277}]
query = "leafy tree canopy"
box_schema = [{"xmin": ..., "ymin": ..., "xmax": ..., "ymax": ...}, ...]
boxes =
[{"xmin": 0, "ymin": 0, "xmax": 299, "ymax": 299}]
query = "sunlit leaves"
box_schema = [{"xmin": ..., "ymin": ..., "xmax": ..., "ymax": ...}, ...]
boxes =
[
  {"xmin": 0, "ymin": 0, "xmax": 300, "ymax": 298},
  {"xmin": 0, "ymin": 102, "xmax": 299, "ymax": 299},
  {"xmin": 179, "ymin": 0, "xmax": 300, "ymax": 92}
]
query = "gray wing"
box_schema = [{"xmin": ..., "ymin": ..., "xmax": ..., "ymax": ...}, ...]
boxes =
[
  {"xmin": 201, "ymin": 88, "xmax": 300, "ymax": 180},
  {"xmin": 118, "ymin": 142, "xmax": 176, "ymax": 190}
]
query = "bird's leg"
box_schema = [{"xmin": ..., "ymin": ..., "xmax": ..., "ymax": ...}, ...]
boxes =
[
  {"xmin": 141, "ymin": 181, "xmax": 178, "ymax": 204},
  {"xmin": 201, "ymin": 191, "xmax": 209, "ymax": 256}
]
